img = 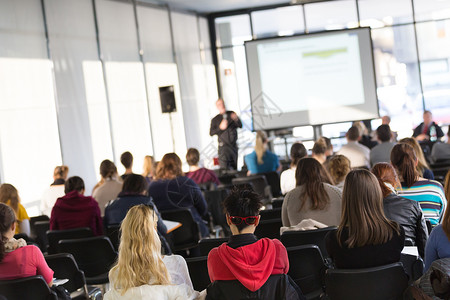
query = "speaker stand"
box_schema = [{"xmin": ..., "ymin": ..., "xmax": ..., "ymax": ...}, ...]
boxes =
[{"xmin": 168, "ymin": 111, "xmax": 176, "ymax": 152}]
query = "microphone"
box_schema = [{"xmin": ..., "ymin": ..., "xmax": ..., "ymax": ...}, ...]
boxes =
[{"xmin": 222, "ymin": 113, "xmax": 228, "ymax": 120}]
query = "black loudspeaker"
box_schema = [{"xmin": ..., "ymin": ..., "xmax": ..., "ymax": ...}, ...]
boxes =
[{"xmin": 159, "ymin": 85, "xmax": 176, "ymax": 113}]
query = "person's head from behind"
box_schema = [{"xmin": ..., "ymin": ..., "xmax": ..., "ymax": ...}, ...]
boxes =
[
  {"xmin": 143, "ymin": 155, "xmax": 156, "ymax": 177},
  {"xmin": 346, "ymin": 126, "xmax": 361, "ymax": 142},
  {"xmin": 322, "ymin": 137, "xmax": 333, "ymax": 156},
  {"xmin": 376, "ymin": 125, "xmax": 392, "ymax": 143},
  {"xmin": 255, "ymin": 131, "xmax": 268, "ymax": 165},
  {"xmin": 371, "ymin": 163, "xmax": 401, "ymax": 198},
  {"xmin": 295, "ymin": 158, "xmax": 333, "ymax": 210},
  {"xmin": 328, "ymin": 155, "xmax": 351, "ymax": 185},
  {"xmin": 216, "ymin": 98, "xmax": 226, "ymax": 114},
  {"xmin": 399, "ymin": 137, "xmax": 429, "ymax": 173},
  {"xmin": 223, "ymin": 187, "xmax": 262, "ymax": 234},
  {"xmin": 0, "ymin": 184, "xmax": 20, "ymax": 213},
  {"xmin": 53, "ymin": 165, "xmax": 69, "ymax": 181},
  {"xmin": 120, "ymin": 151, "xmax": 133, "ymax": 170},
  {"xmin": 390, "ymin": 143, "xmax": 418, "ymax": 188},
  {"xmin": 0, "ymin": 203, "xmax": 16, "ymax": 262},
  {"xmin": 65, "ymin": 176, "xmax": 85, "ymax": 195},
  {"xmin": 290, "ymin": 143, "xmax": 307, "ymax": 167},
  {"xmin": 100, "ymin": 159, "xmax": 118, "ymax": 180},
  {"xmin": 382, "ymin": 115, "xmax": 391, "ymax": 125},
  {"xmin": 339, "ymin": 169, "xmax": 399, "ymax": 248},
  {"xmin": 111, "ymin": 204, "xmax": 170, "ymax": 293},
  {"xmin": 312, "ymin": 138, "xmax": 327, "ymax": 157},
  {"xmin": 122, "ymin": 174, "xmax": 148, "ymax": 196},
  {"xmin": 186, "ymin": 148, "xmax": 200, "ymax": 167},
  {"xmin": 155, "ymin": 153, "xmax": 183, "ymax": 180},
  {"xmin": 423, "ymin": 110, "xmax": 432, "ymax": 125}
]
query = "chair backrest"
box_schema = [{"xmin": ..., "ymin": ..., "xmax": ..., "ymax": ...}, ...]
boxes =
[
  {"xmin": 232, "ymin": 175, "xmax": 270, "ymax": 201},
  {"xmin": 58, "ymin": 236, "xmax": 117, "ymax": 278},
  {"xmin": 33, "ymin": 221, "xmax": 50, "ymax": 252},
  {"xmin": 198, "ymin": 237, "xmax": 228, "ymax": 256},
  {"xmin": 0, "ymin": 275, "xmax": 57, "ymax": 300},
  {"xmin": 280, "ymin": 227, "xmax": 337, "ymax": 258},
  {"xmin": 325, "ymin": 262, "xmax": 408, "ymax": 300},
  {"xmin": 160, "ymin": 208, "xmax": 201, "ymax": 252},
  {"xmin": 272, "ymin": 197, "xmax": 284, "ymax": 209},
  {"xmin": 286, "ymin": 245, "xmax": 326, "ymax": 298},
  {"xmin": 259, "ymin": 208, "xmax": 282, "ymax": 221},
  {"xmin": 400, "ymin": 253, "xmax": 424, "ymax": 284},
  {"xmin": 185, "ymin": 256, "xmax": 210, "ymax": 291},
  {"xmin": 106, "ymin": 224, "xmax": 121, "ymax": 251},
  {"xmin": 260, "ymin": 171, "xmax": 282, "ymax": 197},
  {"xmin": 203, "ymin": 189, "xmax": 231, "ymax": 236},
  {"xmin": 30, "ymin": 215, "xmax": 50, "ymax": 235},
  {"xmin": 47, "ymin": 227, "xmax": 94, "ymax": 254},
  {"xmin": 254, "ymin": 219, "xmax": 282, "ymax": 239},
  {"xmin": 426, "ymin": 219, "xmax": 433, "ymax": 235},
  {"xmin": 45, "ymin": 253, "xmax": 86, "ymax": 293}
]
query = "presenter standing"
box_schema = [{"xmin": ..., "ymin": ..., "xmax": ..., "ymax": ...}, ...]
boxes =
[{"xmin": 210, "ymin": 98, "xmax": 242, "ymax": 170}]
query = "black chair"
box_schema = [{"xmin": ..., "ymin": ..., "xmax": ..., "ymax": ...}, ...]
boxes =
[
  {"xmin": 161, "ymin": 208, "xmax": 201, "ymax": 252},
  {"xmin": 198, "ymin": 182, "xmax": 218, "ymax": 191},
  {"xmin": 260, "ymin": 171, "xmax": 282, "ymax": 197},
  {"xmin": 106, "ymin": 224, "xmax": 121, "ymax": 251},
  {"xmin": 259, "ymin": 208, "xmax": 282, "ymax": 221},
  {"xmin": 203, "ymin": 189, "xmax": 231, "ymax": 237},
  {"xmin": 232, "ymin": 175, "xmax": 272, "ymax": 202},
  {"xmin": 45, "ymin": 253, "xmax": 102, "ymax": 300},
  {"xmin": 272, "ymin": 197, "xmax": 284, "ymax": 209},
  {"xmin": 254, "ymin": 219, "xmax": 282, "ymax": 239},
  {"xmin": 198, "ymin": 237, "xmax": 228, "ymax": 256},
  {"xmin": 46, "ymin": 227, "xmax": 93, "ymax": 254},
  {"xmin": 33, "ymin": 220, "xmax": 50, "ymax": 252},
  {"xmin": 185, "ymin": 256, "xmax": 211, "ymax": 291},
  {"xmin": 430, "ymin": 160, "xmax": 450, "ymax": 184},
  {"xmin": 0, "ymin": 275, "xmax": 57, "ymax": 300},
  {"xmin": 58, "ymin": 236, "xmax": 118, "ymax": 285},
  {"xmin": 324, "ymin": 262, "xmax": 408, "ymax": 300},
  {"xmin": 400, "ymin": 253, "xmax": 424, "ymax": 285},
  {"xmin": 281, "ymin": 227, "xmax": 337, "ymax": 258},
  {"xmin": 30, "ymin": 215, "xmax": 50, "ymax": 232},
  {"xmin": 287, "ymin": 245, "xmax": 326, "ymax": 300}
]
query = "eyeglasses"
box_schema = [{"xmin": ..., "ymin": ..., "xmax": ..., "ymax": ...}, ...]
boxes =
[{"xmin": 228, "ymin": 215, "xmax": 259, "ymax": 226}]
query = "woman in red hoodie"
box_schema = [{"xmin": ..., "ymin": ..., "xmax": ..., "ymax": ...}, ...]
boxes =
[
  {"xmin": 50, "ymin": 176, "xmax": 103, "ymax": 236},
  {"xmin": 207, "ymin": 187, "xmax": 289, "ymax": 292}
]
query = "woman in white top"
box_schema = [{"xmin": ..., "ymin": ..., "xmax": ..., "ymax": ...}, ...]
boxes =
[
  {"xmin": 280, "ymin": 143, "xmax": 307, "ymax": 195},
  {"xmin": 40, "ymin": 166, "xmax": 69, "ymax": 217},
  {"xmin": 104, "ymin": 204, "xmax": 200, "ymax": 300}
]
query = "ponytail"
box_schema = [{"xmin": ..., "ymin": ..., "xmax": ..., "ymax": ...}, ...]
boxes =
[
  {"xmin": 255, "ymin": 131, "xmax": 267, "ymax": 165},
  {"xmin": 0, "ymin": 203, "xmax": 16, "ymax": 262},
  {"xmin": 390, "ymin": 143, "xmax": 418, "ymax": 188}
]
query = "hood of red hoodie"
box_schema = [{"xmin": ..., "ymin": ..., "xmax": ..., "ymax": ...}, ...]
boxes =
[
  {"xmin": 56, "ymin": 190, "xmax": 95, "ymax": 212},
  {"xmin": 216, "ymin": 238, "xmax": 277, "ymax": 292}
]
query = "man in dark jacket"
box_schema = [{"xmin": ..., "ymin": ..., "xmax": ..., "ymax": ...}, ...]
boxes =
[{"xmin": 413, "ymin": 110, "xmax": 444, "ymax": 142}]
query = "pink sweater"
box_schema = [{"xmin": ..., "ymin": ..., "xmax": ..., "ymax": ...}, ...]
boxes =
[{"xmin": 0, "ymin": 245, "xmax": 53, "ymax": 284}]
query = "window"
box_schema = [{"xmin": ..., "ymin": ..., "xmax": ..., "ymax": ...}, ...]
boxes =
[
  {"xmin": 251, "ymin": 6, "xmax": 304, "ymax": 38},
  {"xmin": 215, "ymin": 14, "xmax": 252, "ymax": 47},
  {"xmin": 304, "ymin": 0, "xmax": 358, "ymax": 32},
  {"xmin": 358, "ymin": 0, "xmax": 413, "ymax": 27}
]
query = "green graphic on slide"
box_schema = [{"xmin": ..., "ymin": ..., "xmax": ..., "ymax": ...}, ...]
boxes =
[{"xmin": 303, "ymin": 48, "xmax": 347, "ymax": 59}]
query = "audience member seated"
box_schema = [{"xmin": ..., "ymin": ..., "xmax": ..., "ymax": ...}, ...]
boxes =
[
  {"xmin": 370, "ymin": 125, "xmax": 395, "ymax": 166},
  {"xmin": 104, "ymin": 174, "xmax": 170, "ymax": 253},
  {"xmin": 431, "ymin": 125, "xmax": 450, "ymax": 162},
  {"xmin": 354, "ymin": 120, "xmax": 378, "ymax": 149},
  {"xmin": 0, "ymin": 203, "xmax": 53, "ymax": 285},
  {"xmin": 400, "ymin": 137, "xmax": 434, "ymax": 180},
  {"xmin": 280, "ymin": 143, "xmax": 307, "ymax": 195},
  {"xmin": 413, "ymin": 110, "xmax": 444, "ymax": 142},
  {"xmin": 311, "ymin": 137, "xmax": 328, "ymax": 164},
  {"xmin": 104, "ymin": 205, "xmax": 199, "ymax": 300},
  {"xmin": 50, "ymin": 176, "xmax": 103, "ymax": 236},
  {"xmin": 207, "ymin": 188, "xmax": 290, "ymax": 294},
  {"xmin": 142, "ymin": 155, "xmax": 156, "ymax": 184},
  {"xmin": 282, "ymin": 158, "xmax": 342, "ymax": 227},
  {"xmin": 372, "ymin": 163, "xmax": 428, "ymax": 258},
  {"xmin": 391, "ymin": 143, "xmax": 446, "ymax": 226},
  {"xmin": 120, "ymin": 151, "xmax": 135, "ymax": 181},
  {"xmin": 92, "ymin": 160, "xmax": 123, "ymax": 216},
  {"xmin": 244, "ymin": 131, "xmax": 281, "ymax": 175},
  {"xmin": 424, "ymin": 200, "xmax": 450, "ymax": 271},
  {"xmin": 185, "ymin": 148, "xmax": 220, "ymax": 186},
  {"xmin": 149, "ymin": 153, "xmax": 209, "ymax": 237},
  {"xmin": 327, "ymin": 155, "xmax": 351, "ymax": 189},
  {"xmin": 325, "ymin": 169, "xmax": 405, "ymax": 269},
  {"xmin": 337, "ymin": 126, "xmax": 370, "ymax": 169},
  {"xmin": 0, "ymin": 184, "xmax": 30, "ymax": 236},
  {"xmin": 40, "ymin": 165, "xmax": 69, "ymax": 217},
  {"xmin": 382, "ymin": 115, "xmax": 398, "ymax": 141}
]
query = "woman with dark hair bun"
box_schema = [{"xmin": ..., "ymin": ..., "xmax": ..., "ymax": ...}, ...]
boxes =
[
  {"xmin": 0, "ymin": 203, "xmax": 53, "ymax": 285},
  {"xmin": 92, "ymin": 160, "xmax": 123, "ymax": 216},
  {"xmin": 280, "ymin": 143, "xmax": 307, "ymax": 195}
]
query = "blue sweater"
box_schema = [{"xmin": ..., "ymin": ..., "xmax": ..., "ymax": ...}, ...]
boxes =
[
  {"xmin": 245, "ymin": 150, "xmax": 279, "ymax": 174},
  {"xmin": 425, "ymin": 224, "xmax": 450, "ymax": 271}
]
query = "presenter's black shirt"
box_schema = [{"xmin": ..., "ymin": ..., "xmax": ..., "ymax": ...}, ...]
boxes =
[{"xmin": 210, "ymin": 110, "xmax": 242, "ymax": 147}]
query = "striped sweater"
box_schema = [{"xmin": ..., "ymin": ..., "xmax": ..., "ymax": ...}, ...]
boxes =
[{"xmin": 398, "ymin": 180, "xmax": 447, "ymax": 226}]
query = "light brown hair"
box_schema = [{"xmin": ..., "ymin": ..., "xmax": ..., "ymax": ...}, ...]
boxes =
[
  {"xmin": 312, "ymin": 137, "xmax": 327, "ymax": 155},
  {"xmin": 399, "ymin": 137, "xmax": 430, "ymax": 176},
  {"xmin": 255, "ymin": 131, "xmax": 268, "ymax": 165},
  {"xmin": 443, "ymin": 171, "xmax": 450, "ymax": 240},
  {"xmin": 155, "ymin": 153, "xmax": 184, "ymax": 180},
  {"xmin": 0, "ymin": 184, "xmax": 20, "ymax": 213},
  {"xmin": 328, "ymin": 155, "xmax": 351, "ymax": 185},
  {"xmin": 390, "ymin": 143, "xmax": 418, "ymax": 188},
  {"xmin": 53, "ymin": 165, "xmax": 69, "ymax": 179},
  {"xmin": 142, "ymin": 155, "xmax": 156, "ymax": 178},
  {"xmin": 338, "ymin": 169, "xmax": 399, "ymax": 248},
  {"xmin": 371, "ymin": 163, "xmax": 401, "ymax": 198}
]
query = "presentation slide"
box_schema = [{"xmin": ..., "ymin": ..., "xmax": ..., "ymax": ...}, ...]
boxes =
[{"xmin": 245, "ymin": 28, "xmax": 378, "ymax": 130}]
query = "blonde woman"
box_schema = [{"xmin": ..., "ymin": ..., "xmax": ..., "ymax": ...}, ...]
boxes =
[
  {"xmin": 244, "ymin": 131, "xmax": 281, "ymax": 175},
  {"xmin": 399, "ymin": 137, "xmax": 434, "ymax": 180},
  {"xmin": 104, "ymin": 205, "xmax": 199, "ymax": 300},
  {"xmin": 142, "ymin": 155, "xmax": 156, "ymax": 184},
  {"xmin": 0, "ymin": 184, "xmax": 30, "ymax": 236},
  {"xmin": 40, "ymin": 165, "xmax": 69, "ymax": 217}
]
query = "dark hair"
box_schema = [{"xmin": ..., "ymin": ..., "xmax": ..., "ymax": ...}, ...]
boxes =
[
  {"xmin": 346, "ymin": 126, "xmax": 361, "ymax": 141},
  {"xmin": 295, "ymin": 158, "xmax": 333, "ymax": 210},
  {"xmin": 186, "ymin": 148, "xmax": 200, "ymax": 166},
  {"xmin": 120, "ymin": 151, "xmax": 133, "ymax": 169},
  {"xmin": 290, "ymin": 143, "xmax": 307, "ymax": 167},
  {"xmin": 100, "ymin": 159, "xmax": 117, "ymax": 179},
  {"xmin": 223, "ymin": 187, "xmax": 262, "ymax": 232},
  {"xmin": 371, "ymin": 163, "xmax": 401, "ymax": 198},
  {"xmin": 312, "ymin": 138, "xmax": 327, "ymax": 155},
  {"xmin": 0, "ymin": 203, "xmax": 16, "ymax": 262},
  {"xmin": 65, "ymin": 176, "xmax": 85, "ymax": 194},
  {"xmin": 122, "ymin": 174, "xmax": 148, "ymax": 195},
  {"xmin": 390, "ymin": 143, "xmax": 418, "ymax": 188},
  {"xmin": 376, "ymin": 125, "xmax": 392, "ymax": 142}
]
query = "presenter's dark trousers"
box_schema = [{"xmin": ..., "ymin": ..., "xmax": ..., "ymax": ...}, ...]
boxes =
[{"xmin": 218, "ymin": 144, "xmax": 238, "ymax": 170}]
